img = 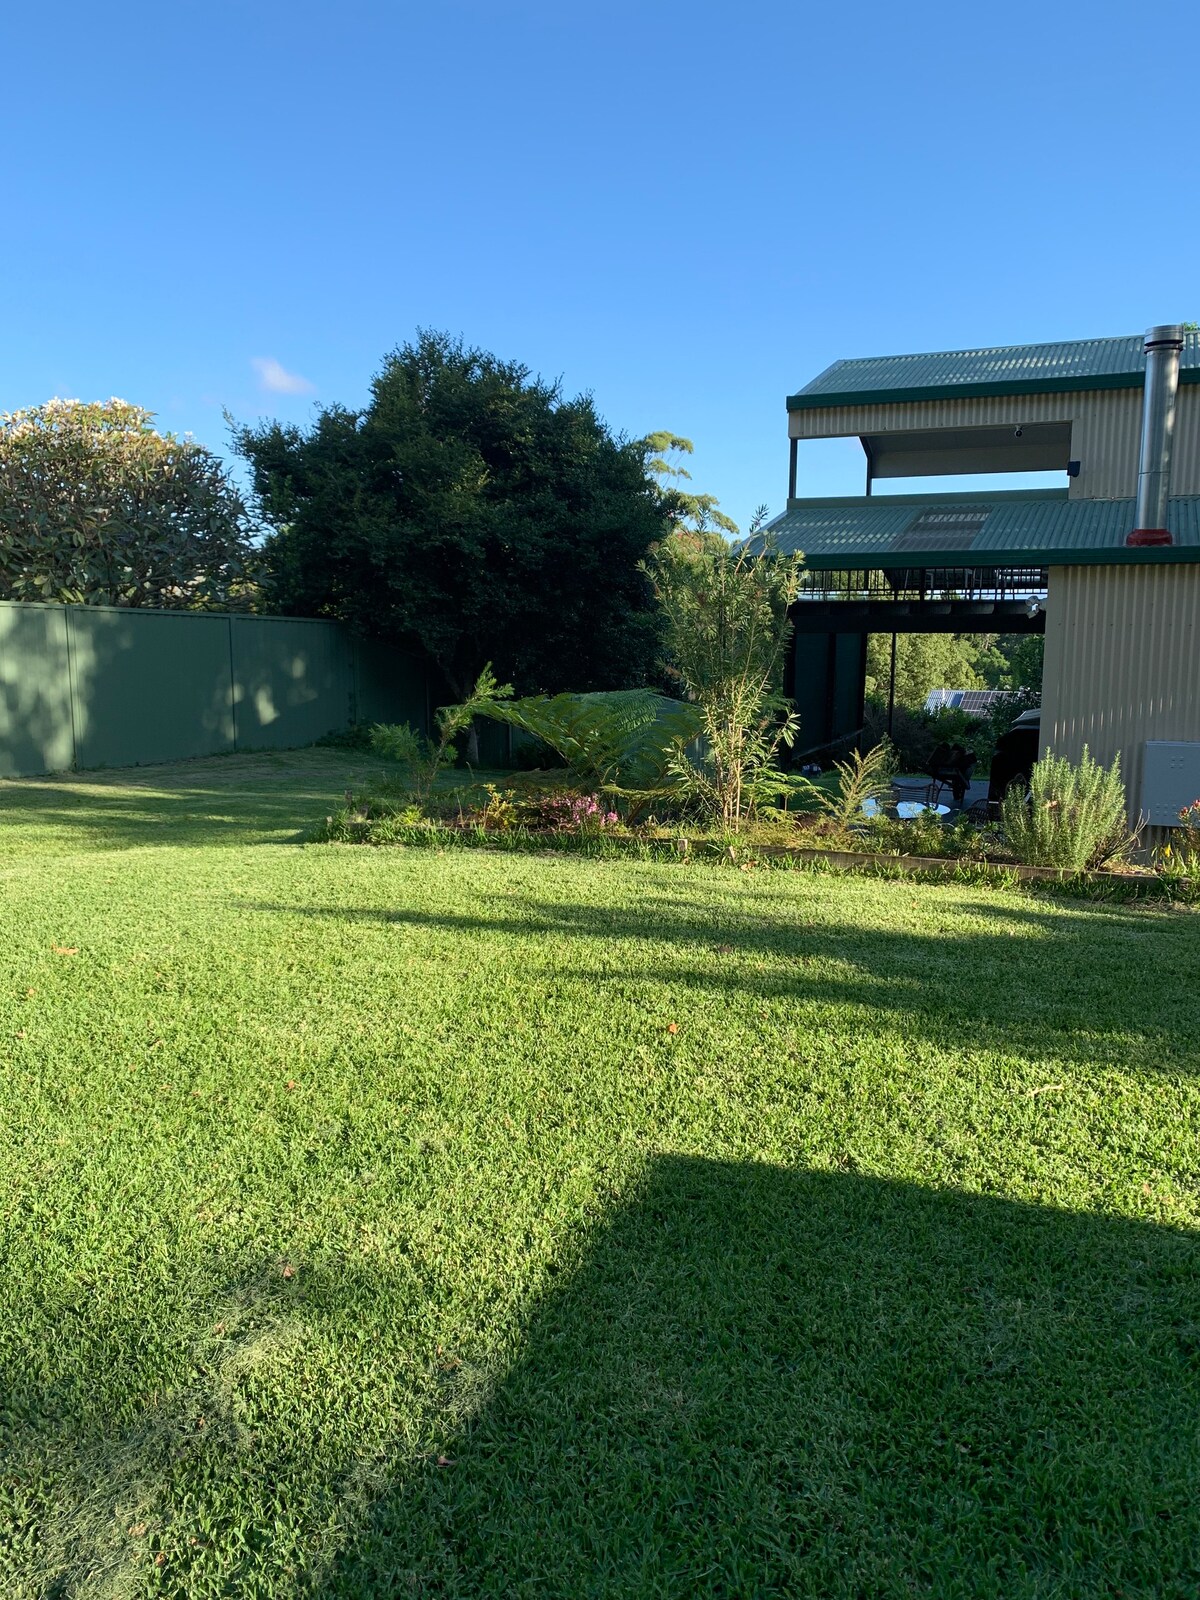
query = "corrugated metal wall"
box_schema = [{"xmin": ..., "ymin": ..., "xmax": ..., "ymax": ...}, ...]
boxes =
[
  {"xmin": 0, "ymin": 602, "xmax": 429, "ymax": 777},
  {"xmin": 788, "ymin": 385, "xmax": 1200, "ymax": 501},
  {"xmin": 1041, "ymin": 564, "xmax": 1200, "ymax": 821}
]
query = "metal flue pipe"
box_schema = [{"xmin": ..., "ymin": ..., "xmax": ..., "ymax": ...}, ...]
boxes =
[{"xmin": 1127, "ymin": 323, "xmax": 1186, "ymax": 547}]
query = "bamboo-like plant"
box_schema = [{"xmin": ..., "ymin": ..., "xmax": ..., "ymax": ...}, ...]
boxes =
[
  {"xmin": 801, "ymin": 742, "xmax": 896, "ymax": 832},
  {"xmin": 642, "ymin": 521, "xmax": 805, "ymax": 829}
]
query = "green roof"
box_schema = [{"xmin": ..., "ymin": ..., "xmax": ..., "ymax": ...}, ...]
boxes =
[
  {"xmin": 788, "ymin": 332, "xmax": 1200, "ymax": 412},
  {"xmin": 763, "ymin": 490, "xmax": 1200, "ymax": 569}
]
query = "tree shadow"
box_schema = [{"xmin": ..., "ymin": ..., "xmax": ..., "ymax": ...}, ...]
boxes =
[
  {"xmin": 247, "ymin": 891, "xmax": 1200, "ymax": 1073},
  {"xmin": 321, "ymin": 1157, "xmax": 1200, "ymax": 1598},
  {"xmin": 0, "ymin": 754, "xmax": 375, "ymax": 852}
]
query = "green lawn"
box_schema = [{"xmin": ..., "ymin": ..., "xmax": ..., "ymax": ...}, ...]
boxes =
[{"xmin": 2, "ymin": 751, "xmax": 1200, "ymax": 1598}]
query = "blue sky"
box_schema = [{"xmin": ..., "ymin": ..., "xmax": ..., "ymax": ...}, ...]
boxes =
[{"xmin": 3, "ymin": 0, "xmax": 1197, "ymax": 531}]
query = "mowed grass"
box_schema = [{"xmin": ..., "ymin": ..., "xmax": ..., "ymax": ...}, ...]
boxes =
[{"xmin": 2, "ymin": 751, "xmax": 1200, "ymax": 1598}]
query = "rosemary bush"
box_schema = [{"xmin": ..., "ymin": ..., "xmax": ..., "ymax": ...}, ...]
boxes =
[{"xmin": 1000, "ymin": 746, "xmax": 1129, "ymax": 872}]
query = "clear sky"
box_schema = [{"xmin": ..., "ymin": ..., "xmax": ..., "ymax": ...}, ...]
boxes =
[{"xmin": 3, "ymin": 0, "xmax": 1198, "ymax": 532}]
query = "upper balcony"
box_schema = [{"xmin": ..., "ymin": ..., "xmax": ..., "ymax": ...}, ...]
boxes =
[{"xmin": 786, "ymin": 332, "xmax": 1200, "ymax": 500}]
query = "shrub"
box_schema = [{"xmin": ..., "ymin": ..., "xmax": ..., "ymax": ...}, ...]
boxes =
[
  {"xmin": 862, "ymin": 699, "xmax": 985, "ymax": 770},
  {"xmin": 978, "ymin": 687, "xmax": 1040, "ymax": 745},
  {"xmin": 1155, "ymin": 799, "xmax": 1200, "ymax": 900},
  {"xmin": 368, "ymin": 665, "xmax": 513, "ymax": 805},
  {"xmin": 799, "ymin": 741, "xmax": 896, "ymax": 833},
  {"xmin": 1000, "ymin": 747, "xmax": 1129, "ymax": 872},
  {"xmin": 642, "ymin": 527, "xmax": 804, "ymax": 829},
  {"xmin": 482, "ymin": 689, "xmax": 700, "ymax": 795}
]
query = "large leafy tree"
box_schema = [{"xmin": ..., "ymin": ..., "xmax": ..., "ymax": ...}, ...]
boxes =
[
  {"xmin": 0, "ymin": 399, "xmax": 255, "ymax": 608},
  {"xmin": 233, "ymin": 332, "xmax": 669, "ymax": 704}
]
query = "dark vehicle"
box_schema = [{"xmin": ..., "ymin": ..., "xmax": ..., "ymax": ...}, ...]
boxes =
[{"xmin": 987, "ymin": 710, "xmax": 1040, "ymax": 806}]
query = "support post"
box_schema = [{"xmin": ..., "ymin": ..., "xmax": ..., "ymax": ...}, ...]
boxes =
[
  {"xmin": 886, "ymin": 632, "xmax": 898, "ymax": 739},
  {"xmin": 856, "ymin": 631, "xmax": 869, "ymax": 750},
  {"xmin": 824, "ymin": 633, "xmax": 838, "ymax": 748},
  {"xmin": 788, "ymin": 438, "xmax": 798, "ymax": 500}
]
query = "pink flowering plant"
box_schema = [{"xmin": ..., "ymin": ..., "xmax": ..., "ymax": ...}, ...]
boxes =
[{"xmin": 524, "ymin": 791, "xmax": 620, "ymax": 832}]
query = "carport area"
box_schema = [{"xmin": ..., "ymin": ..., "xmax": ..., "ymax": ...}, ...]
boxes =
[{"xmin": 764, "ymin": 327, "xmax": 1200, "ymax": 836}]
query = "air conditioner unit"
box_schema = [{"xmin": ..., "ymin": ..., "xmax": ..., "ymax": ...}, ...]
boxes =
[{"xmin": 1142, "ymin": 742, "xmax": 1200, "ymax": 827}]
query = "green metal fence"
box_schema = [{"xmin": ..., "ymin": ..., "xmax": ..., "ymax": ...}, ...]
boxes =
[{"xmin": 0, "ymin": 601, "xmax": 431, "ymax": 777}]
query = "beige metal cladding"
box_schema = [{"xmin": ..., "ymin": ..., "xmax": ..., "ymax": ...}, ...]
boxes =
[
  {"xmin": 788, "ymin": 386, "xmax": 1200, "ymax": 500},
  {"xmin": 1041, "ymin": 564, "xmax": 1200, "ymax": 821}
]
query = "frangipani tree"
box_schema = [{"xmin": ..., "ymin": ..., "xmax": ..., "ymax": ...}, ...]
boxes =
[{"xmin": 0, "ymin": 399, "xmax": 255, "ymax": 608}]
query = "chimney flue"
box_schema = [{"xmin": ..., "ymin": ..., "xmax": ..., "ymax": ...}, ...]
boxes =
[{"xmin": 1127, "ymin": 323, "xmax": 1185, "ymax": 548}]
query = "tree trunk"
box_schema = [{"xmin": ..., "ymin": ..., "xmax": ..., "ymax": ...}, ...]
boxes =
[{"xmin": 465, "ymin": 719, "xmax": 480, "ymax": 767}]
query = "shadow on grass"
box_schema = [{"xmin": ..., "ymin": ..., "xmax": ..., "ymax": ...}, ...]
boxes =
[
  {"xmin": 248, "ymin": 892, "xmax": 1200, "ymax": 1072},
  {"xmin": 5, "ymin": 1165, "xmax": 1200, "ymax": 1598},
  {"xmin": 322, "ymin": 1157, "xmax": 1200, "ymax": 1599},
  {"xmin": 0, "ymin": 777, "xmax": 337, "ymax": 851}
]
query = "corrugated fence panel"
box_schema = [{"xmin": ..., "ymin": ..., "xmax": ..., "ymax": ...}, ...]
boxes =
[
  {"xmin": 69, "ymin": 607, "xmax": 235, "ymax": 769},
  {"xmin": 1041, "ymin": 564, "xmax": 1200, "ymax": 820},
  {"xmin": 0, "ymin": 602, "xmax": 439, "ymax": 776},
  {"xmin": 231, "ymin": 617, "xmax": 353, "ymax": 750},
  {"xmin": 0, "ymin": 604, "xmax": 75, "ymax": 777}
]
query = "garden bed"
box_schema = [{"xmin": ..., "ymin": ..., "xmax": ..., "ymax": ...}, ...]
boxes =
[{"xmin": 313, "ymin": 811, "xmax": 1173, "ymax": 899}]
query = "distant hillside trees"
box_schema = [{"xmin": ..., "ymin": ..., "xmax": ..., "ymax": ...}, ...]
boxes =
[
  {"xmin": 0, "ymin": 399, "xmax": 255, "ymax": 608},
  {"xmin": 865, "ymin": 629, "xmax": 1044, "ymax": 709}
]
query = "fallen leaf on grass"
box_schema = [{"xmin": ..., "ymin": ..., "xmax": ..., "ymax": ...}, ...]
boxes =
[
  {"xmin": 1025, "ymin": 1084, "xmax": 1064, "ymax": 1096},
  {"xmin": 282, "ymin": 1264, "xmax": 296, "ymax": 1279},
  {"xmin": 667, "ymin": 1022, "xmax": 679, "ymax": 1035},
  {"xmin": 436, "ymin": 1455, "xmax": 455, "ymax": 1467},
  {"xmin": 51, "ymin": 945, "xmax": 78, "ymax": 956}
]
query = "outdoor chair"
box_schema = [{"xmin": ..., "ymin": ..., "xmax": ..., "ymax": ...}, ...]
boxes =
[
  {"xmin": 926, "ymin": 744, "xmax": 977, "ymax": 809},
  {"xmin": 891, "ymin": 776, "xmax": 934, "ymax": 807}
]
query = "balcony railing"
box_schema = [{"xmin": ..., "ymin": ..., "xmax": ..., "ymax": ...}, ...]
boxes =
[{"xmin": 796, "ymin": 567, "xmax": 1049, "ymax": 604}]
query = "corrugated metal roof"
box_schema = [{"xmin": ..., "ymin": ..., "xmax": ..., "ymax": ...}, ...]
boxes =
[
  {"xmin": 763, "ymin": 491, "xmax": 1200, "ymax": 568},
  {"xmin": 789, "ymin": 332, "xmax": 1200, "ymax": 411}
]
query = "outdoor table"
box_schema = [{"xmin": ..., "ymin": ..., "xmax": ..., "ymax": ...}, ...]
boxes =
[{"xmin": 860, "ymin": 798, "xmax": 950, "ymax": 820}]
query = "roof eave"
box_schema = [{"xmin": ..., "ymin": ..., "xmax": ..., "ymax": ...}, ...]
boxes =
[
  {"xmin": 787, "ymin": 368, "xmax": 1200, "ymax": 413},
  {"xmin": 796, "ymin": 545, "xmax": 1200, "ymax": 571}
]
